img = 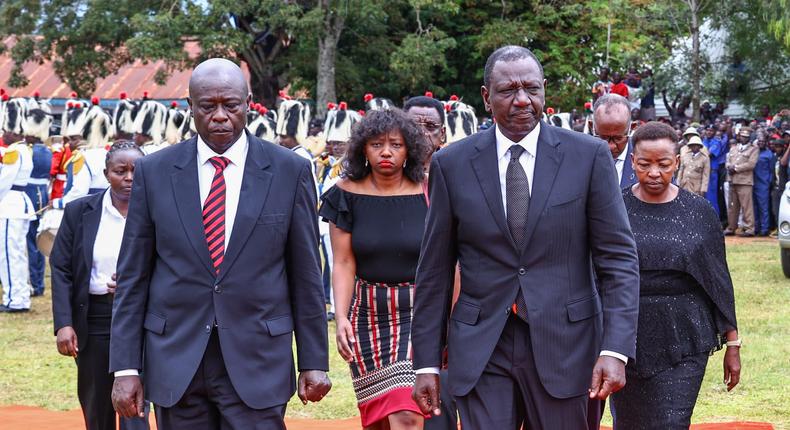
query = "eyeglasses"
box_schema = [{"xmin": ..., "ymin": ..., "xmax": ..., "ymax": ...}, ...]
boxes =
[{"xmin": 593, "ymin": 133, "xmax": 629, "ymax": 146}]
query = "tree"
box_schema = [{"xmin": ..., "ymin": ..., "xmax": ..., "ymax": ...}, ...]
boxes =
[
  {"xmin": 314, "ymin": 0, "xmax": 347, "ymax": 118},
  {"xmin": 0, "ymin": 0, "xmax": 161, "ymax": 96},
  {"xmin": 127, "ymin": 1, "xmax": 305, "ymax": 106},
  {"xmin": 761, "ymin": 0, "xmax": 790, "ymax": 49}
]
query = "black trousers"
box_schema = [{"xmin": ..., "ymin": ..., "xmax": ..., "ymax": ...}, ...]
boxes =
[
  {"xmin": 610, "ymin": 352, "xmax": 708, "ymax": 430},
  {"xmin": 155, "ymin": 329, "xmax": 287, "ymax": 430},
  {"xmin": 76, "ymin": 294, "xmax": 149, "ymax": 430},
  {"xmin": 454, "ymin": 315, "xmax": 588, "ymax": 430}
]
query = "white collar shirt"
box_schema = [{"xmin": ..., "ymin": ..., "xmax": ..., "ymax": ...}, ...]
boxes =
[
  {"xmin": 496, "ymin": 123, "xmax": 540, "ymax": 216},
  {"xmin": 197, "ymin": 133, "xmax": 248, "ymax": 250},
  {"xmin": 89, "ymin": 191, "xmax": 126, "ymax": 295},
  {"xmin": 614, "ymin": 142, "xmax": 629, "ymax": 184}
]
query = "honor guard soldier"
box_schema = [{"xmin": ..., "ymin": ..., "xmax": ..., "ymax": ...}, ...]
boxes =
[
  {"xmin": 21, "ymin": 98, "xmax": 54, "ymax": 296},
  {"xmin": 51, "ymin": 99, "xmax": 112, "ymax": 209},
  {"xmin": 0, "ymin": 97, "xmax": 35, "ymax": 312}
]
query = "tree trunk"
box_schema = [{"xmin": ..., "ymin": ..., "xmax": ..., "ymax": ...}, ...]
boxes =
[
  {"xmin": 248, "ymin": 62, "xmax": 281, "ymax": 108},
  {"xmin": 689, "ymin": 0, "xmax": 701, "ymax": 123},
  {"xmin": 316, "ymin": 1, "xmax": 345, "ymax": 119}
]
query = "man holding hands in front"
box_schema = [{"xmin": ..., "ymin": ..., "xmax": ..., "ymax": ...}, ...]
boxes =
[
  {"xmin": 411, "ymin": 46, "xmax": 639, "ymax": 429},
  {"xmin": 110, "ymin": 58, "xmax": 330, "ymax": 429}
]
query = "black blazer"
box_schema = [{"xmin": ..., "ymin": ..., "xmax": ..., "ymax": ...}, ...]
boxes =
[
  {"xmin": 51, "ymin": 190, "xmax": 107, "ymax": 351},
  {"xmin": 412, "ymin": 123, "xmax": 640, "ymax": 399},
  {"xmin": 109, "ymin": 133, "xmax": 328, "ymax": 409}
]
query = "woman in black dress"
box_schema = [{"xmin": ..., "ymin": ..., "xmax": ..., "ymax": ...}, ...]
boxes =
[
  {"xmin": 320, "ymin": 109, "xmax": 432, "ymax": 430},
  {"xmin": 611, "ymin": 122, "xmax": 742, "ymax": 429}
]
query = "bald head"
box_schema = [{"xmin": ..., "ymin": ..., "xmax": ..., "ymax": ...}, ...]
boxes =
[
  {"xmin": 189, "ymin": 58, "xmax": 249, "ymax": 100},
  {"xmin": 188, "ymin": 58, "xmax": 252, "ymax": 153}
]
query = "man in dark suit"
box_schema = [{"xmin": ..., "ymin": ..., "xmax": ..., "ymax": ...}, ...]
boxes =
[
  {"xmin": 592, "ymin": 93, "xmax": 638, "ymax": 189},
  {"xmin": 411, "ymin": 46, "xmax": 639, "ymax": 429},
  {"xmin": 587, "ymin": 93, "xmax": 639, "ymax": 429},
  {"xmin": 110, "ymin": 59, "xmax": 331, "ymax": 429}
]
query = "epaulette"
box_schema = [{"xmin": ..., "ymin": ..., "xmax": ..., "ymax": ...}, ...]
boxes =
[
  {"xmin": 329, "ymin": 160, "xmax": 343, "ymax": 179},
  {"xmin": 1, "ymin": 143, "xmax": 21, "ymax": 165},
  {"xmin": 65, "ymin": 151, "xmax": 86, "ymax": 175}
]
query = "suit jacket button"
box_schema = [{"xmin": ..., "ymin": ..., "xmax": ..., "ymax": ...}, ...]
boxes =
[
  {"xmin": 214, "ymin": 285, "xmax": 222, "ymax": 293},
  {"xmin": 518, "ymin": 267, "xmax": 527, "ymax": 276},
  {"xmin": 205, "ymin": 325, "xmax": 211, "ymax": 333}
]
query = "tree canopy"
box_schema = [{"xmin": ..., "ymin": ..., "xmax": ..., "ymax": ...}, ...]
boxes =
[{"xmin": 1, "ymin": 0, "xmax": 787, "ymax": 116}]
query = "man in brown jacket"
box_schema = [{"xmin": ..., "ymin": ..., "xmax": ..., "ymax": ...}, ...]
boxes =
[
  {"xmin": 724, "ymin": 127, "xmax": 759, "ymax": 236},
  {"xmin": 677, "ymin": 135, "xmax": 710, "ymax": 196}
]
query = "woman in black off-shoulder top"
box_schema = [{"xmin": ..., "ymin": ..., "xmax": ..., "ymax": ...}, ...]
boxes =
[
  {"xmin": 320, "ymin": 109, "xmax": 432, "ymax": 430},
  {"xmin": 610, "ymin": 122, "xmax": 741, "ymax": 429}
]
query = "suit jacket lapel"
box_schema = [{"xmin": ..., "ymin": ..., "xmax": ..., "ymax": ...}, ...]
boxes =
[
  {"xmin": 171, "ymin": 137, "xmax": 215, "ymax": 277},
  {"xmin": 217, "ymin": 134, "xmax": 272, "ymax": 282},
  {"xmin": 471, "ymin": 127, "xmax": 517, "ymax": 250},
  {"xmin": 620, "ymin": 143, "xmax": 635, "ymax": 188},
  {"xmin": 82, "ymin": 192, "xmax": 104, "ymax": 270},
  {"xmin": 522, "ymin": 124, "xmax": 563, "ymax": 248}
]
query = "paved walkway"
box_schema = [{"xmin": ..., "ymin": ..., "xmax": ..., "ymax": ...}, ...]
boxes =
[{"xmin": 0, "ymin": 406, "xmax": 774, "ymax": 429}]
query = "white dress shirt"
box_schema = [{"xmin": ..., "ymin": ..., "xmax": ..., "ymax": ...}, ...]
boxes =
[
  {"xmin": 89, "ymin": 191, "xmax": 125, "ymax": 295},
  {"xmin": 197, "ymin": 133, "xmax": 248, "ymax": 250},
  {"xmin": 115, "ymin": 133, "xmax": 249, "ymax": 378},
  {"xmin": 614, "ymin": 143, "xmax": 629, "ymax": 184},
  {"xmin": 415, "ymin": 124, "xmax": 626, "ymax": 376}
]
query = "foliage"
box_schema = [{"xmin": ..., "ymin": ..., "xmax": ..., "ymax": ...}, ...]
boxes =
[
  {"xmin": 0, "ymin": 0, "xmax": 161, "ymax": 95},
  {"xmin": 761, "ymin": 0, "xmax": 790, "ymax": 49},
  {"xmin": 0, "ymin": 1, "xmax": 785, "ymax": 116}
]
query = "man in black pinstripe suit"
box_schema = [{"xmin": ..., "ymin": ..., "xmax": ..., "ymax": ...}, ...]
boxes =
[{"xmin": 411, "ymin": 46, "xmax": 640, "ymax": 429}]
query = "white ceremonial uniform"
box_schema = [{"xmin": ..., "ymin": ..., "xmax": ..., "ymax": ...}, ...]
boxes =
[
  {"xmin": 52, "ymin": 147, "xmax": 110, "ymax": 209},
  {"xmin": 0, "ymin": 143, "xmax": 35, "ymax": 310}
]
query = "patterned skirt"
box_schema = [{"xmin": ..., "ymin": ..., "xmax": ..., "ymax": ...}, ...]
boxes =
[{"xmin": 349, "ymin": 278, "xmax": 426, "ymax": 426}]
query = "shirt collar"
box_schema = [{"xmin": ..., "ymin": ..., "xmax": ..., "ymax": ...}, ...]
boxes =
[
  {"xmin": 197, "ymin": 132, "xmax": 248, "ymax": 168},
  {"xmin": 102, "ymin": 190, "xmax": 125, "ymax": 220},
  {"xmin": 495, "ymin": 122, "xmax": 541, "ymax": 160}
]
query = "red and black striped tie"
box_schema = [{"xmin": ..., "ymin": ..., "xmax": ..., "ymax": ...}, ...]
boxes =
[{"xmin": 203, "ymin": 156, "xmax": 230, "ymax": 275}]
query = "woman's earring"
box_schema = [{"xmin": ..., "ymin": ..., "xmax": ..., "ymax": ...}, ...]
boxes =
[
  {"xmin": 365, "ymin": 158, "xmax": 369, "ymax": 167},
  {"xmin": 403, "ymin": 160, "xmax": 407, "ymax": 168}
]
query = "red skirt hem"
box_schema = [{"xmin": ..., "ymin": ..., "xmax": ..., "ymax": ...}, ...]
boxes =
[{"xmin": 358, "ymin": 386, "xmax": 429, "ymax": 427}]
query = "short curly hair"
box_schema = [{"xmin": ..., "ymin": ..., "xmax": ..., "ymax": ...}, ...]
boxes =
[{"xmin": 343, "ymin": 108, "xmax": 431, "ymax": 183}]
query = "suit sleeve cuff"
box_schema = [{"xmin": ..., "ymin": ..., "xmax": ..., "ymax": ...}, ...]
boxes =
[
  {"xmin": 415, "ymin": 367, "xmax": 441, "ymax": 375},
  {"xmin": 114, "ymin": 369, "xmax": 140, "ymax": 377},
  {"xmin": 600, "ymin": 350, "xmax": 628, "ymax": 365}
]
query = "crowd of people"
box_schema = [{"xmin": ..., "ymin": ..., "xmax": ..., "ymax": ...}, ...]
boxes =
[{"xmin": 4, "ymin": 44, "xmax": 786, "ymax": 429}]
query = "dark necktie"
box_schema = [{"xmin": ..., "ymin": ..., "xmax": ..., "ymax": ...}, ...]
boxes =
[
  {"xmin": 506, "ymin": 144, "xmax": 530, "ymax": 322},
  {"xmin": 203, "ymin": 156, "xmax": 230, "ymax": 275}
]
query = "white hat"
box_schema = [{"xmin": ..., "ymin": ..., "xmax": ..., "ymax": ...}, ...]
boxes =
[
  {"xmin": 165, "ymin": 102, "xmax": 188, "ymax": 144},
  {"xmin": 83, "ymin": 105, "xmax": 113, "ymax": 149},
  {"xmin": 276, "ymin": 99, "xmax": 311, "ymax": 144},
  {"xmin": 22, "ymin": 107, "xmax": 52, "ymax": 141},
  {"xmin": 133, "ymin": 100, "xmax": 168, "ymax": 144},
  {"xmin": 324, "ymin": 103, "xmax": 361, "ymax": 143}
]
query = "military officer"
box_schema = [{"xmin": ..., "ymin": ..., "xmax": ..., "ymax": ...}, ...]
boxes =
[
  {"xmin": 0, "ymin": 98, "xmax": 35, "ymax": 312},
  {"xmin": 724, "ymin": 127, "xmax": 760, "ymax": 237},
  {"xmin": 677, "ymin": 135, "xmax": 711, "ymax": 196},
  {"xmin": 51, "ymin": 101, "xmax": 112, "ymax": 209},
  {"xmin": 21, "ymin": 101, "xmax": 54, "ymax": 296}
]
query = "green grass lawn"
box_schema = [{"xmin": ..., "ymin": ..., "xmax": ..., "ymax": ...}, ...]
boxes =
[{"xmin": 1, "ymin": 239, "xmax": 788, "ymax": 427}]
